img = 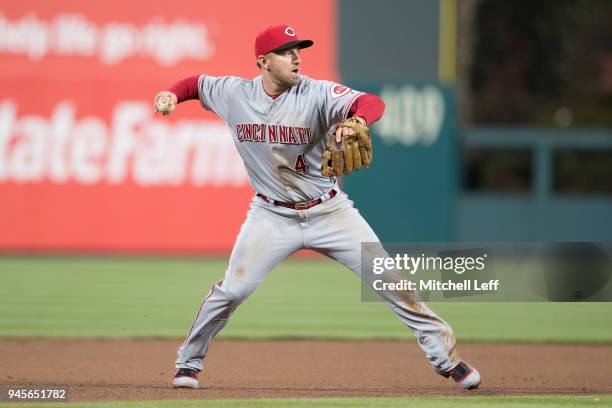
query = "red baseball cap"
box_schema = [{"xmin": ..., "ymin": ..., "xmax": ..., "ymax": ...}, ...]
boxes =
[{"xmin": 255, "ymin": 24, "xmax": 313, "ymax": 57}]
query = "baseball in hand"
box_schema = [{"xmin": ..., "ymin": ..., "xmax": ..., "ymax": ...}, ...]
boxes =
[{"xmin": 154, "ymin": 91, "xmax": 177, "ymax": 116}]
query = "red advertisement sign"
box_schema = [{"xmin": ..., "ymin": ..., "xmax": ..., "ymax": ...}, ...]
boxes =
[{"xmin": 0, "ymin": 0, "xmax": 337, "ymax": 253}]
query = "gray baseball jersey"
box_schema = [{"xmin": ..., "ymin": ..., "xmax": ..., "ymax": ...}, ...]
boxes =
[{"xmin": 197, "ymin": 74, "xmax": 363, "ymax": 202}]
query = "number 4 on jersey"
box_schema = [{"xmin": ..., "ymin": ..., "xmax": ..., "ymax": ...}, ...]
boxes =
[{"xmin": 294, "ymin": 154, "xmax": 309, "ymax": 174}]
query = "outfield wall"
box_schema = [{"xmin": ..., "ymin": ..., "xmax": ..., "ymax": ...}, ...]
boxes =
[
  {"xmin": 0, "ymin": 0, "xmax": 452, "ymax": 253},
  {"xmin": 0, "ymin": 0, "xmax": 337, "ymax": 253}
]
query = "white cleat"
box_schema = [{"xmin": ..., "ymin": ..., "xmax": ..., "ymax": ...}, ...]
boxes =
[
  {"xmin": 440, "ymin": 361, "xmax": 481, "ymax": 390},
  {"xmin": 173, "ymin": 368, "xmax": 200, "ymax": 388}
]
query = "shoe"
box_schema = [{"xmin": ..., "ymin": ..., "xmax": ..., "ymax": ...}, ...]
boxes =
[
  {"xmin": 173, "ymin": 368, "xmax": 199, "ymax": 388},
  {"xmin": 439, "ymin": 361, "xmax": 481, "ymax": 390}
]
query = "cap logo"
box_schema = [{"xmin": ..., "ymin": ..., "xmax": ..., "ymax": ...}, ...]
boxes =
[{"xmin": 284, "ymin": 27, "xmax": 296, "ymax": 36}]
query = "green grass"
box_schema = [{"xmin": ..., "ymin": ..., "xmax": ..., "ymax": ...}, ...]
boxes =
[
  {"xmin": 1, "ymin": 396, "xmax": 611, "ymax": 408},
  {"xmin": 0, "ymin": 257, "xmax": 611, "ymax": 342}
]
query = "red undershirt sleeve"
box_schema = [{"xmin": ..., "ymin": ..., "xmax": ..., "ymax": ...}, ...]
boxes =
[
  {"xmin": 348, "ymin": 93, "xmax": 386, "ymax": 125},
  {"xmin": 168, "ymin": 75, "xmax": 200, "ymax": 103}
]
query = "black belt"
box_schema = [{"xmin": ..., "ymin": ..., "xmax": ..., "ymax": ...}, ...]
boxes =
[{"xmin": 257, "ymin": 189, "xmax": 337, "ymax": 210}]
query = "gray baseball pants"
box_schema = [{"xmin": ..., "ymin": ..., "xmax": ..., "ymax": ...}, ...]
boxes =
[{"xmin": 176, "ymin": 189, "xmax": 460, "ymax": 373}]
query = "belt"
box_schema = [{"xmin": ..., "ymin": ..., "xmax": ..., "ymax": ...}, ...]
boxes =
[{"xmin": 257, "ymin": 189, "xmax": 337, "ymax": 210}]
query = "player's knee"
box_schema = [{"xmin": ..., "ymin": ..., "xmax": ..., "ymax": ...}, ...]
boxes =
[{"xmin": 220, "ymin": 278, "xmax": 258, "ymax": 302}]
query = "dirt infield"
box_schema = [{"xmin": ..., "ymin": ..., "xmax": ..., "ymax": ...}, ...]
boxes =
[{"xmin": 1, "ymin": 339, "xmax": 611, "ymax": 402}]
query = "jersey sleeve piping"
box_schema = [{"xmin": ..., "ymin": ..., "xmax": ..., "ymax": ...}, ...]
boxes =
[
  {"xmin": 342, "ymin": 91, "xmax": 365, "ymax": 121},
  {"xmin": 197, "ymin": 74, "xmax": 212, "ymax": 111}
]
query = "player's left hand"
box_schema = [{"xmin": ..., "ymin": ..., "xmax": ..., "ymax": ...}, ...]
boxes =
[
  {"xmin": 335, "ymin": 121, "xmax": 356, "ymax": 142},
  {"xmin": 322, "ymin": 116, "xmax": 372, "ymax": 176}
]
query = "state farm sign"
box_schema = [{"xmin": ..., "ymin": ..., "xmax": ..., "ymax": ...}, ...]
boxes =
[
  {"xmin": 0, "ymin": 100, "xmax": 247, "ymax": 186},
  {"xmin": 0, "ymin": 0, "xmax": 335, "ymax": 253}
]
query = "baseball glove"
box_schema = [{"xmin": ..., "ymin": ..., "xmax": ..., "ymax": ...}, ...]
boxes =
[{"xmin": 321, "ymin": 117, "xmax": 373, "ymax": 176}]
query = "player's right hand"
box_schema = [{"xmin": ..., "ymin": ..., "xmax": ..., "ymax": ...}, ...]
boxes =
[{"xmin": 154, "ymin": 91, "xmax": 178, "ymax": 116}]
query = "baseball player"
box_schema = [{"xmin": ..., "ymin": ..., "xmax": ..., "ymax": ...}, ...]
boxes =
[{"xmin": 154, "ymin": 24, "xmax": 481, "ymax": 391}]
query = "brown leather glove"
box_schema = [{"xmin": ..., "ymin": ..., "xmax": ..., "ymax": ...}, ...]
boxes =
[{"xmin": 321, "ymin": 117, "xmax": 372, "ymax": 176}]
